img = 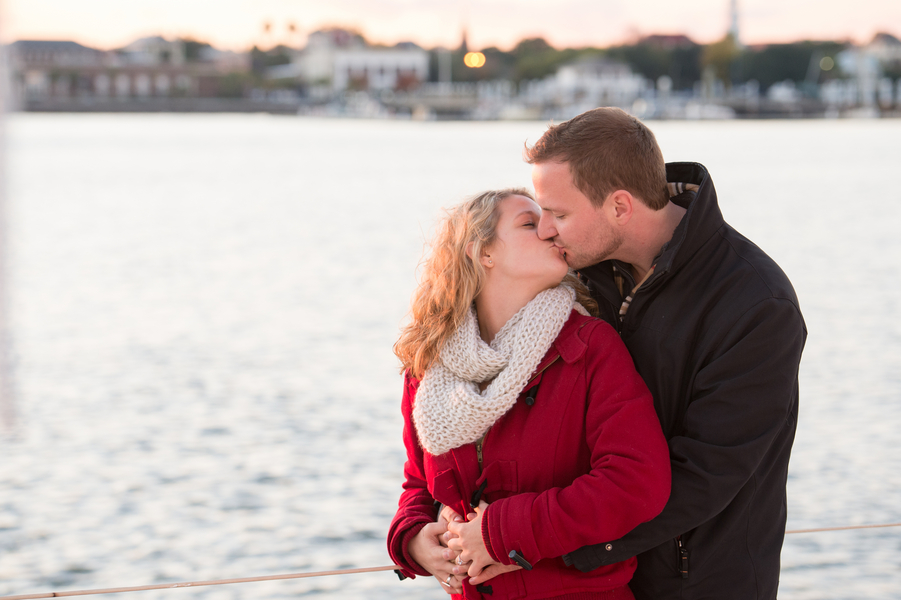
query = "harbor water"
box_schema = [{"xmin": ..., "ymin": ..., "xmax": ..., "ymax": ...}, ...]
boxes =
[{"xmin": 0, "ymin": 114, "xmax": 899, "ymax": 599}]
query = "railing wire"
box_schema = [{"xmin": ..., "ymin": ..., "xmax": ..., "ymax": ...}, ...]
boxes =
[{"xmin": 2, "ymin": 522, "xmax": 901, "ymax": 600}]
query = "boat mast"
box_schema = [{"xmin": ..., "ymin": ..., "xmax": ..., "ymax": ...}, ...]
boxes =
[{"xmin": 0, "ymin": 11, "xmax": 16, "ymax": 435}]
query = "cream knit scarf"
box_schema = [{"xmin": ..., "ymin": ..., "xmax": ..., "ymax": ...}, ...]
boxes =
[{"xmin": 413, "ymin": 285, "xmax": 588, "ymax": 456}]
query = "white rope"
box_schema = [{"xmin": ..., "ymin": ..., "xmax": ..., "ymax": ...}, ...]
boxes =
[
  {"xmin": 0, "ymin": 565, "xmax": 401, "ymax": 600},
  {"xmin": 785, "ymin": 522, "xmax": 901, "ymax": 534}
]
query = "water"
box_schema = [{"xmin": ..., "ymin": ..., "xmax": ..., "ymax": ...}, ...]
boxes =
[{"xmin": 0, "ymin": 114, "xmax": 899, "ymax": 599}]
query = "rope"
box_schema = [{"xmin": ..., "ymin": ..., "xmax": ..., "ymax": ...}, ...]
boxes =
[
  {"xmin": 3, "ymin": 522, "xmax": 901, "ymax": 600},
  {"xmin": 785, "ymin": 522, "xmax": 901, "ymax": 534},
  {"xmin": 0, "ymin": 565, "xmax": 402, "ymax": 600}
]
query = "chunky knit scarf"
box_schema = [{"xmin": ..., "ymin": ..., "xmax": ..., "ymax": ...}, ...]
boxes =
[{"xmin": 413, "ymin": 285, "xmax": 588, "ymax": 456}]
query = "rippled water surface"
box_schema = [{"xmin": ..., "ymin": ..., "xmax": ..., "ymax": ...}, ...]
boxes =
[{"xmin": 1, "ymin": 115, "xmax": 899, "ymax": 599}]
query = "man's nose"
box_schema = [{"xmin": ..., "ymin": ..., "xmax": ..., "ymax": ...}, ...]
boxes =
[{"xmin": 537, "ymin": 212, "xmax": 556, "ymax": 240}]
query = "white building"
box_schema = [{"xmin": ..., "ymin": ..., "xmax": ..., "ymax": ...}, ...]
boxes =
[
  {"xmin": 9, "ymin": 38, "xmax": 240, "ymax": 104},
  {"xmin": 275, "ymin": 28, "xmax": 428, "ymax": 93},
  {"xmin": 332, "ymin": 47, "xmax": 428, "ymax": 92},
  {"xmin": 553, "ymin": 58, "xmax": 648, "ymax": 110},
  {"xmin": 117, "ymin": 36, "xmax": 185, "ymax": 66},
  {"xmin": 297, "ymin": 28, "xmax": 366, "ymax": 85},
  {"xmin": 866, "ymin": 32, "xmax": 901, "ymax": 64}
]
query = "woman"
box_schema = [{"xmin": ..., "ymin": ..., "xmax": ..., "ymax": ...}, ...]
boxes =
[{"xmin": 387, "ymin": 189, "xmax": 670, "ymax": 599}]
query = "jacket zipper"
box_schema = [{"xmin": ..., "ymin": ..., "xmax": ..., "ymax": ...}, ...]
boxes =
[
  {"xmin": 476, "ymin": 431, "xmax": 487, "ymax": 471},
  {"xmin": 528, "ymin": 355, "xmax": 559, "ymax": 386},
  {"xmin": 677, "ymin": 536, "xmax": 689, "ymax": 578},
  {"xmin": 474, "ymin": 355, "xmax": 560, "ymax": 473}
]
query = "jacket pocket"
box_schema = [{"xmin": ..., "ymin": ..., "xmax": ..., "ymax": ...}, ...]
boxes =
[{"xmin": 429, "ymin": 469, "xmax": 465, "ymax": 515}]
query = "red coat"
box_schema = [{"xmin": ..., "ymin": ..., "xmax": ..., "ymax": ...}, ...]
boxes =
[{"xmin": 388, "ymin": 312, "xmax": 671, "ymax": 599}]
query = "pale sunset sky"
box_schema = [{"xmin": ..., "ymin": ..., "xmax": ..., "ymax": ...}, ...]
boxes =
[{"xmin": 3, "ymin": 0, "xmax": 899, "ymax": 50}]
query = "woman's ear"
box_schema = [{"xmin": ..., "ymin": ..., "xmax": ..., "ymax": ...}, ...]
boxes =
[{"xmin": 466, "ymin": 241, "xmax": 493, "ymax": 268}]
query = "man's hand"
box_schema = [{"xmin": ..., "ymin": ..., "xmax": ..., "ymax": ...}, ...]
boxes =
[{"xmin": 467, "ymin": 563, "xmax": 522, "ymax": 586}]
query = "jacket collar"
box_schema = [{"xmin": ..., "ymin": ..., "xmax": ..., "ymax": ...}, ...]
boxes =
[
  {"xmin": 652, "ymin": 162, "xmax": 724, "ymax": 279},
  {"xmin": 579, "ymin": 162, "xmax": 724, "ymax": 291}
]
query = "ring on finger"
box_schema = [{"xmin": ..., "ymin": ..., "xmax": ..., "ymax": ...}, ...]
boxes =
[{"xmin": 456, "ymin": 555, "xmax": 463, "ymax": 566}]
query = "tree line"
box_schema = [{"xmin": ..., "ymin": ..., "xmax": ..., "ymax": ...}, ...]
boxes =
[
  {"xmin": 439, "ymin": 36, "xmax": 860, "ymax": 90},
  {"xmin": 239, "ymin": 33, "xmax": 898, "ymax": 97}
]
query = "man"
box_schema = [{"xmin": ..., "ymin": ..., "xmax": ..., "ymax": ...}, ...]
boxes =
[{"xmin": 525, "ymin": 107, "xmax": 807, "ymax": 599}]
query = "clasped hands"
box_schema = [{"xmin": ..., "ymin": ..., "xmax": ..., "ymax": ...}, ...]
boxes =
[{"xmin": 408, "ymin": 501, "xmax": 522, "ymax": 595}]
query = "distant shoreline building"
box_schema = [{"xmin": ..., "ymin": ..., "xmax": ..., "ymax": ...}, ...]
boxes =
[
  {"xmin": 4, "ymin": 27, "xmax": 899, "ymax": 118},
  {"xmin": 9, "ymin": 38, "xmax": 250, "ymax": 107},
  {"xmin": 268, "ymin": 27, "xmax": 428, "ymax": 94}
]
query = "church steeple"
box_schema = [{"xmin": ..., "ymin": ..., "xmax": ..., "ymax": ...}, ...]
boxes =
[{"xmin": 729, "ymin": 0, "xmax": 741, "ymax": 46}]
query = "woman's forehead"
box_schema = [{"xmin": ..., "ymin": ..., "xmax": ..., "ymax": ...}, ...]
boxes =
[{"xmin": 500, "ymin": 194, "xmax": 540, "ymax": 215}]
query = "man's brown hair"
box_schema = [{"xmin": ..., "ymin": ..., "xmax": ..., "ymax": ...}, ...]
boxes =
[{"xmin": 525, "ymin": 107, "xmax": 669, "ymax": 210}]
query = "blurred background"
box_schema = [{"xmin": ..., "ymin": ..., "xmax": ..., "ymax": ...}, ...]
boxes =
[
  {"xmin": 4, "ymin": 0, "xmax": 901, "ymax": 118},
  {"xmin": 0, "ymin": 2, "xmax": 899, "ymax": 599}
]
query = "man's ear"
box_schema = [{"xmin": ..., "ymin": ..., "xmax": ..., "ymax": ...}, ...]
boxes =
[
  {"xmin": 465, "ymin": 241, "xmax": 475, "ymax": 260},
  {"xmin": 607, "ymin": 190, "xmax": 634, "ymax": 224}
]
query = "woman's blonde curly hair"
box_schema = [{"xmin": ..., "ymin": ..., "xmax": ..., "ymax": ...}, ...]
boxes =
[{"xmin": 395, "ymin": 188, "xmax": 597, "ymax": 379}]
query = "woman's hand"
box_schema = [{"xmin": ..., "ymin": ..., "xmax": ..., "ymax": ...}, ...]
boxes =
[
  {"xmin": 446, "ymin": 501, "xmax": 497, "ymax": 578},
  {"xmin": 408, "ymin": 517, "xmax": 467, "ymax": 595},
  {"xmin": 441, "ymin": 502, "xmax": 522, "ymax": 585}
]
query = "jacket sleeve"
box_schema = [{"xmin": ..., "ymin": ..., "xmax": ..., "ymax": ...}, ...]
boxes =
[
  {"xmin": 565, "ymin": 296, "xmax": 807, "ymax": 570},
  {"xmin": 386, "ymin": 372, "xmax": 438, "ymax": 578},
  {"xmin": 484, "ymin": 321, "xmax": 672, "ymax": 566}
]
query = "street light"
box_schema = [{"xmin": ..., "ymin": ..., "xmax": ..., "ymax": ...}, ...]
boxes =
[{"xmin": 463, "ymin": 52, "xmax": 486, "ymax": 68}]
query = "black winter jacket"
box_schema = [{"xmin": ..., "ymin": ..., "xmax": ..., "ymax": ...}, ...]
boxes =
[{"xmin": 565, "ymin": 162, "xmax": 807, "ymax": 600}]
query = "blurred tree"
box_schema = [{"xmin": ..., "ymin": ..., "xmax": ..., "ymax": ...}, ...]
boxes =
[
  {"xmin": 447, "ymin": 46, "xmax": 516, "ymax": 82},
  {"xmin": 604, "ymin": 39, "xmax": 701, "ymax": 90},
  {"xmin": 250, "ymin": 45, "xmax": 292, "ymax": 75},
  {"xmin": 607, "ymin": 44, "xmax": 670, "ymax": 81},
  {"xmin": 733, "ymin": 41, "xmax": 847, "ymax": 89},
  {"xmin": 511, "ymin": 38, "xmax": 580, "ymax": 82},
  {"xmin": 702, "ymin": 34, "xmax": 741, "ymax": 86},
  {"xmin": 183, "ymin": 39, "xmax": 213, "ymax": 62},
  {"xmin": 419, "ymin": 35, "xmax": 859, "ymax": 92},
  {"xmin": 217, "ymin": 73, "xmax": 254, "ymax": 98}
]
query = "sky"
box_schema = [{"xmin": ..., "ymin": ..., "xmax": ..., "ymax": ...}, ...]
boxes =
[{"xmin": 3, "ymin": 0, "xmax": 900, "ymax": 51}]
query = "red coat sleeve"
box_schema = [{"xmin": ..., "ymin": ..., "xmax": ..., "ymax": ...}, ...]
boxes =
[
  {"xmin": 386, "ymin": 372, "xmax": 438, "ymax": 578},
  {"xmin": 485, "ymin": 321, "xmax": 671, "ymax": 566}
]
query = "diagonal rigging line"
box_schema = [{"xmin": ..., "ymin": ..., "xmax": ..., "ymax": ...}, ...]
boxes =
[
  {"xmin": 785, "ymin": 522, "xmax": 901, "ymax": 534},
  {"xmin": 3, "ymin": 522, "xmax": 901, "ymax": 600},
  {"xmin": 0, "ymin": 565, "xmax": 402, "ymax": 600}
]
